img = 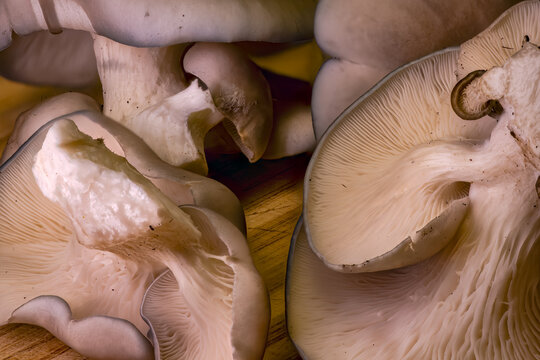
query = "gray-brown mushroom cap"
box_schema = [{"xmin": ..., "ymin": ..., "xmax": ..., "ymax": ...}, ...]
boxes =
[
  {"xmin": 311, "ymin": 0, "xmax": 520, "ymax": 140},
  {"xmin": 0, "ymin": 0, "xmax": 317, "ymax": 51}
]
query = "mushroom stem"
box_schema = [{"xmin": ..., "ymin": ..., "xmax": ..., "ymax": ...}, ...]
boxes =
[
  {"xmin": 451, "ymin": 69, "xmax": 504, "ymax": 120},
  {"xmin": 93, "ymin": 34, "xmax": 187, "ymax": 122}
]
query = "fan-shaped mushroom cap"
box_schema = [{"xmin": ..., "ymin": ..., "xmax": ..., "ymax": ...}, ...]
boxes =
[
  {"xmin": 2, "ymin": 119, "xmax": 268, "ymax": 359},
  {"xmin": 305, "ymin": 0, "xmax": 540, "ymax": 273},
  {"xmin": 305, "ymin": 49, "xmax": 494, "ymax": 272},
  {"xmin": 0, "ymin": 0, "xmax": 316, "ymax": 50},
  {"xmin": 311, "ymin": 0, "xmax": 520, "ymax": 139}
]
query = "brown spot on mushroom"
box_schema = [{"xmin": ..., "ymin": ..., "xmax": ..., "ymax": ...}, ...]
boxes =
[{"xmin": 451, "ymin": 70, "xmax": 503, "ymax": 120}]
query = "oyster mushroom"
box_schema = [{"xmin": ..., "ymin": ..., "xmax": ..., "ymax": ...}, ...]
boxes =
[
  {"xmin": 1, "ymin": 119, "xmax": 269, "ymax": 359},
  {"xmin": 289, "ymin": 1, "xmax": 539, "ymax": 358},
  {"xmin": 311, "ymin": 0, "xmax": 520, "ymax": 140}
]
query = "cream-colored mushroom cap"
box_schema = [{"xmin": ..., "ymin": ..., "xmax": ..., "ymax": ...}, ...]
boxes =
[
  {"xmin": 305, "ymin": 49, "xmax": 494, "ymax": 272},
  {"xmin": 305, "ymin": 0, "xmax": 540, "ymax": 273},
  {"xmin": 1, "ymin": 119, "xmax": 268, "ymax": 359}
]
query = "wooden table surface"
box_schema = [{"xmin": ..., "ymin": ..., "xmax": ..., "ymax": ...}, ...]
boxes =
[{"xmin": 0, "ymin": 151, "xmax": 309, "ymax": 360}]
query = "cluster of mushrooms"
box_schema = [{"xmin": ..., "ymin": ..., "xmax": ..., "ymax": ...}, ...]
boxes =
[{"xmin": 0, "ymin": 0, "xmax": 538, "ymax": 359}]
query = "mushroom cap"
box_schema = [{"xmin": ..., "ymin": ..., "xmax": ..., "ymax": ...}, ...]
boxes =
[
  {"xmin": 457, "ymin": 0, "xmax": 540, "ymax": 79},
  {"xmin": 311, "ymin": 58, "xmax": 389, "ymax": 140},
  {"xmin": 311, "ymin": 0, "xmax": 520, "ymax": 139},
  {"xmin": 288, "ymin": 206, "xmax": 539, "ymax": 358},
  {"xmin": 183, "ymin": 42, "xmax": 273, "ymax": 163},
  {"xmin": 1, "ymin": 119, "xmax": 159, "ymax": 335},
  {"xmin": 304, "ymin": 49, "xmax": 494, "ymax": 272},
  {"xmin": 1, "ymin": 0, "xmax": 316, "ymax": 50},
  {"xmin": 2, "ymin": 119, "xmax": 267, "ymax": 359},
  {"xmin": 142, "ymin": 206, "xmax": 269, "ymax": 360}
]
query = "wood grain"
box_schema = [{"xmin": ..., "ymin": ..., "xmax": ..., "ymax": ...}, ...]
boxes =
[{"xmin": 0, "ymin": 152, "xmax": 308, "ymax": 360}]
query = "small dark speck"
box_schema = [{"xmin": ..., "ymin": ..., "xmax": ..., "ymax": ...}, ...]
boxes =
[
  {"xmin": 23, "ymin": 297, "xmax": 26, "ymax": 299},
  {"xmin": 145, "ymin": 11, "xmax": 150, "ymax": 17},
  {"xmin": 469, "ymin": 158, "xmax": 473, "ymax": 161},
  {"xmin": 462, "ymin": 203, "xmax": 467, "ymax": 206},
  {"xmin": 182, "ymin": 14, "xmax": 185, "ymax": 17},
  {"xmin": 127, "ymin": 100, "xmax": 130, "ymax": 104},
  {"xmin": 149, "ymin": 225, "xmax": 155, "ymax": 231},
  {"xmin": 100, "ymin": 104, "xmax": 104, "ymax": 111},
  {"xmin": 112, "ymin": 289, "xmax": 115, "ymax": 291},
  {"xmin": 510, "ymin": 131, "xmax": 517, "ymax": 139},
  {"xmin": 179, "ymin": 26, "xmax": 182, "ymax": 30},
  {"xmin": 152, "ymin": 248, "xmax": 156, "ymax": 251},
  {"xmin": 341, "ymin": 184, "xmax": 347, "ymax": 188}
]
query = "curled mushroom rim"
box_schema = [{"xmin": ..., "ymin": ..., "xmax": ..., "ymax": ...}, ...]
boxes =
[{"xmin": 302, "ymin": 47, "xmax": 460, "ymax": 270}]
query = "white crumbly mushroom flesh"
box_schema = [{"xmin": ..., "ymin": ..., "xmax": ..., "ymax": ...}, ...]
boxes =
[
  {"xmin": 1, "ymin": 120, "xmax": 265, "ymax": 359},
  {"xmin": 289, "ymin": 23, "xmax": 539, "ymax": 360}
]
